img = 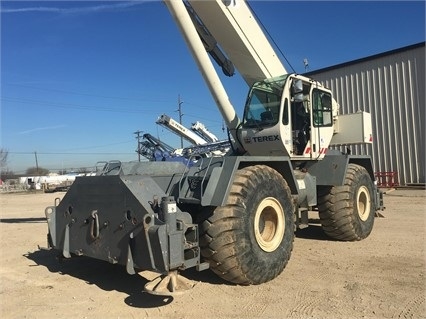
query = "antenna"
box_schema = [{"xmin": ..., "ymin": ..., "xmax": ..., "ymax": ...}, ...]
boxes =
[{"xmin": 303, "ymin": 58, "xmax": 309, "ymax": 72}]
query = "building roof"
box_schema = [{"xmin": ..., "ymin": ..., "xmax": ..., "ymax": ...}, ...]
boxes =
[{"xmin": 305, "ymin": 42, "xmax": 425, "ymax": 76}]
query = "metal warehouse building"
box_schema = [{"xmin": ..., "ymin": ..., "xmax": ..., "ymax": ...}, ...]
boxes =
[{"xmin": 306, "ymin": 42, "xmax": 425, "ymax": 186}]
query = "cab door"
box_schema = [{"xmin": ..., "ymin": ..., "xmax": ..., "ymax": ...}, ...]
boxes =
[
  {"xmin": 288, "ymin": 77, "xmax": 311, "ymax": 158},
  {"xmin": 308, "ymin": 88, "xmax": 334, "ymax": 158}
]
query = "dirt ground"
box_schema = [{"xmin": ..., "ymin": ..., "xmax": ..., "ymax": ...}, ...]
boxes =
[{"xmin": 0, "ymin": 189, "xmax": 425, "ymax": 319}]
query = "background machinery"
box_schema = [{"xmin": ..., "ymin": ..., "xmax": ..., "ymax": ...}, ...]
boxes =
[
  {"xmin": 191, "ymin": 121, "xmax": 219, "ymax": 143},
  {"xmin": 139, "ymin": 116, "xmax": 230, "ymax": 161},
  {"xmin": 44, "ymin": 0, "xmax": 383, "ymax": 295},
  {"xmin": 156, "ymin": 114, "xmax": 211, "ymax": 147},
  {"xmin": 137, "ymin": 133, "xmax": 177, "ymax": 162}
]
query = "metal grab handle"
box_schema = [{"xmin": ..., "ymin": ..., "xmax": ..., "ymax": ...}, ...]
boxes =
[{"xmin": 90, "ymin": 210, "xmax": 100, "ymax": 239}]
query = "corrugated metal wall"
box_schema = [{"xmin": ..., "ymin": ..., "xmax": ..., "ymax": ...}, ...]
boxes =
[{"xmin": 306, "ymin": 43, "xmax": 425, "ymax": 185}]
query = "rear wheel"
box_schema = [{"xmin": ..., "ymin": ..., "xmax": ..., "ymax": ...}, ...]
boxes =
[
  {"xmin": 200, "ymin": 165, "xmax": 295, "ymax": 285},
  {"xmin": 317, "ymin": 163, "xmax": 375, "ymax": 241}
]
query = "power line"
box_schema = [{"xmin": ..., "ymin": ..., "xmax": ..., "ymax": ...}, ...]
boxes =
[
  {"xmin": 1, "ymin": 96, "xmax": 160, "ymax": 114},
  {"xmin": 51, "ymin": 140, "xmax": 135, "ymax": 152},
  {"xmin": 6, "ymin": 138, "xmax": 135, "ymax": 154},
  {"xmin": 246, "ymin": 1, "xmax": 296, "ymax": 73},
  {"xmin": 9, "ymin": 151, "xmax": 135, "ymax": 155},
  {"xmin": 4, "ymin": 83, "xmax": 172, "ymax": 104}
]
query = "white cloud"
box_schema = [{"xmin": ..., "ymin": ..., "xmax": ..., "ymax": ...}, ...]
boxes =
[
  {"xmin": 1, "ymin": 1, "xmax": 150, "ymax": 14},
  {"xmin": 19, "ymin": 125, "xmax": 67, "ymax": 135}
]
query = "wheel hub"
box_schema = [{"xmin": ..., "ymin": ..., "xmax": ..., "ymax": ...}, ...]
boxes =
[
  {"xmin": 356, "ymin": 186, "xmax": 371, "ymax": 221},
  {"xmin": 254, "ymin": 197, "xmax": 285, "ymax": 252}
]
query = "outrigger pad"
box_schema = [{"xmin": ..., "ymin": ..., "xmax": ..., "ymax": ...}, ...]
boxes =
[{"xmin": 144, "ymin": 271, "xmax": 197, "ymax": 296}]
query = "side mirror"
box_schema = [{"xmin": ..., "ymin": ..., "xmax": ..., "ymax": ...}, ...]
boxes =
[
  {"xmin": 292, "ymin": 79, "xmax": 303, "ymax": 93},
  {"xmin": 292, "ymin": 79, "xmax": 304, "ymax": 102}
]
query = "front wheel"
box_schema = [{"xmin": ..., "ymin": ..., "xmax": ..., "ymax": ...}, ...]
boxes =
[
  {"xmin": 317, "ymin": 163, "xmax": 375, "ymax": 241},
  {"xmin": 200, "ymin": 165, "xmax": 295, "ymax": 285}
]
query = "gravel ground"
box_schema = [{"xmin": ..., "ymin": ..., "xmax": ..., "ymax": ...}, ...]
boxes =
[{"xmin": 0, "ymin": 189, "xmax": 425, "ymax": 319}]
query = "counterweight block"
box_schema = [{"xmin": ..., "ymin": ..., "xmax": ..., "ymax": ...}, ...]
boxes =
[{"xmin": 45, "ymin": 168, "xmax": 202, "ymax": 277}]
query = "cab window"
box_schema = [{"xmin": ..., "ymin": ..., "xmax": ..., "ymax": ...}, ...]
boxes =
[
  {"xmin": 243, "ymin": 88, "xmax": 280, "ymax": 127},
  {"xmin": 312, "ymin": 89, "xmax": 333, "ymax": 127}
]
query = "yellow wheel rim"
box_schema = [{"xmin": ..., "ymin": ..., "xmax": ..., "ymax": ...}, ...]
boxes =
[
  {"xmin": 356, "ymin": 186, "xmax": 371, "ymax": 221},
  {"xmin": 254, "ymin": 197, "xmax": 285, "ymax": 252}
]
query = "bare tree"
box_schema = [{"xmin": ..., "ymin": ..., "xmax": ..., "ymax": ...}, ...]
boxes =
[{"xmin": 0, "ymin": 168, "xmax": 15, "ymax": 180}]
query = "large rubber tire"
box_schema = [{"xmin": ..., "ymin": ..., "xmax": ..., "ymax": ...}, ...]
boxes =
[
  {"xmin": 200, "ymin": 165, "xmax": 295, "ymax": 285},
  {"xmin": 317, "ymin": 163, "xmax": 375, "ymax": 241}
]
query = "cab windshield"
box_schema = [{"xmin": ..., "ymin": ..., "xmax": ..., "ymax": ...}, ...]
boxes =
[{"xmin": 242, "ymin": 74, "xmax": 289, "ymax": 129}]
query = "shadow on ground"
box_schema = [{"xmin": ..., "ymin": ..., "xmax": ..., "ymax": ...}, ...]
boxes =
[
  {"xmin": 24, "ymin": 248, "xmax": 231, "ymax": 307},
  {"xmin": 295, "ymin": 219, "xmax": 333, "ymax": 241},
  {"xmin": 24, "ymin": 249, "xmax": 175, "ymax": 308},
  {"xmin": 23, "ymin": 218, "xmax": 334, "ymax": 307},
  {"xmin": 1, "ymin": 217, "xmax": 46, "ymax": 223}
]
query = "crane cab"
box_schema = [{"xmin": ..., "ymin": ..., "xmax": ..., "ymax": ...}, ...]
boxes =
[{"xmin": 239, "ymin": 74, "xmax": 338, "ymax": 160}]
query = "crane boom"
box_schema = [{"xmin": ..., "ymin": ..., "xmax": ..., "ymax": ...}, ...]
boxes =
[
  {"xmin": 187, "ymin": 0, "xmax": 286, "ymax": 87},
  {"xmin": 156, "ymin": 114, "xmax": 209, "ymax": 146},
  {"xmin": 164, "ymin": 0, "xmax": 288, "ymax": 152},
  {"xmin": 191, "ymin": 121, "xmax": 219, "ymax": 143}
]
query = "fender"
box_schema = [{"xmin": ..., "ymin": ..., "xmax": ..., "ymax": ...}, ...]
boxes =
[
  {"xmin": 306, "ymin": 152, "xmax": 375, "ymax": 186},
  {"xmin": 200, "ymin": 155, "xmax": 298, "ymax": 207}
]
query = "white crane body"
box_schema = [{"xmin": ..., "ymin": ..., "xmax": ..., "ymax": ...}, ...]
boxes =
[{"xmin": 43, "ymin": 0, "xmax": 383, "ymax": 296}]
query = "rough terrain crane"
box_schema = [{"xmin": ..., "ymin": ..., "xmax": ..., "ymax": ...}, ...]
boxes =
[{"xmin": 44, "ymin": 0, "xmax": 383, "ymax": 296}]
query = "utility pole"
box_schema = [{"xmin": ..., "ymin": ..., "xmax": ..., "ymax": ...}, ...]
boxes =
[
  {"xmin": 176, "ymin": 94, "xmax": 184, "ymax": 148},
  {"xmin": 34, "ymin": 151, "xmax": 39, "ymax": 175},
  {"xmin": 134, "ymin": 130, "xmax": 143, "ymax": 162}
]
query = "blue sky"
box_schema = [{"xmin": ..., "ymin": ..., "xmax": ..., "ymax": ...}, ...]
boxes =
[{"xmin": 1, "ymin": 0, "xmax": 425, "ymax": 174}]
